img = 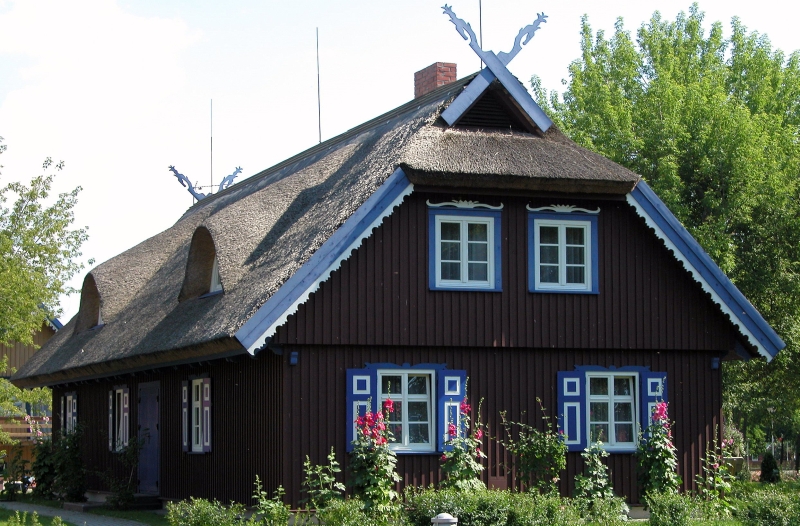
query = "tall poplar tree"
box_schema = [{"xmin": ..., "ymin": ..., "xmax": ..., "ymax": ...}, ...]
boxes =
[{"xmin": 535, "ymin": 4, "xmax": 800, "ymax": 449}]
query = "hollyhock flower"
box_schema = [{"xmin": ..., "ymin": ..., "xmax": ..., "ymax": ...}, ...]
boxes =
[
  {"xmin": 475, "ymin": 428, "xmax": 484, "ymax": 440},
  {"xmin": 365, "ymin": 412, "xmax": 375, "ymax": 427},
  {"xmin": 383, "ymin": 398, "xmax": 394, "ymax": 413},
  {"xmin": 448, "ymin": 423, "xmax": 457, "ymax": 437},
  {"xmin": 460, "ymin": 399, "xmax": 472, "ymax": 414},
  {"xmin": 441, "ymin": 454, "xmax": 447, "ymax": 461},
  {"xmin": 653, "ymin": 402, "xmax": 668, "ymax": 422}
]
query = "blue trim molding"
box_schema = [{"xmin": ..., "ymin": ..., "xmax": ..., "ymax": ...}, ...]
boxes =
[{"xmin": 627, "ymin": 181, "xmax": 784, "ymax": 360}]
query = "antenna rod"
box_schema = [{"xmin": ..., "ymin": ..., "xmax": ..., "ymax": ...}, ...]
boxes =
[
  {"xmin": 316, "ymin": 27, "xmax": 322, "ymax": 144},
  {"xmin": 210, "ymin": 99, "xmax": 213, "ymax": 191},
  {"xmin": 479, "ymin": 0, "xmax": 483, "ymax": 69}
]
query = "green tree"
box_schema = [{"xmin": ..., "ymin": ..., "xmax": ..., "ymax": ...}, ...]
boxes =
[
  {"xmin": 0, "ymin": 137, "xmax": 89, "ymax": 442},
  {"xmin": 534, "ymin": 4, "xmax": 800, "ymax": 445}
]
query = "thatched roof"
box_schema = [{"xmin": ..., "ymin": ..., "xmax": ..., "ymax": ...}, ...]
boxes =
[{"xmin": 12, "ymin": 74, "xmax": 642, "ymax": 387}]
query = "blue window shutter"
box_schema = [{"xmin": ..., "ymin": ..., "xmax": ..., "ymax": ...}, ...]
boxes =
[
  {"xmin": 641, "ymin": 371, "xmax": 668, "ymax": 428},
  {"xmin": 122, "ymin": 387, "xmax": 130, "ymax": 447},
  {"xmin": 346, "ymin": 368, "xmax": 377, "ymax": 452},
  {"xmin": 108, "ymin": 391, "xmax": 113, "ymax": 451},
  {"xmin": 558, "ymin": 371, "xmax": 586, "ymax": 452},
  {"xmin": 436, "ymin": 369, "xmax": 467, "ymax": 452},
  {"xmin": 181, "ymin": 381, "xmax": 188, "ymax": 452},
  {"xmin": 202, "ymin": 378, "xmax": 212, "ymax": 453}
]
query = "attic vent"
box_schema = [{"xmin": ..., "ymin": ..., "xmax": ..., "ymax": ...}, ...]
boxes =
[
  {"xmin": 75, "ymin": 274, "xmax": 103, "ymax": 333},
  {"xmin": 453, "ymin": 87, "xmax": 534, "ymax": 133},
  {"xmin": 180, "ymin": 227, "xmax": 224, "ymax": 301}
]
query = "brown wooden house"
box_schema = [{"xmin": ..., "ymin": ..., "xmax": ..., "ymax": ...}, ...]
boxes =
[{"xmin": 12, "ymin": 59, "xmax": 784, "ymax": 506}]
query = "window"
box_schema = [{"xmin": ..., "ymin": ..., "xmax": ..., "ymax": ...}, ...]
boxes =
[
  {"xmin": 61, "ymin": 392, "xmax": 77, "ymax": 433},
  {"xmin": 179, "ymin": 227, "xmax": 223, "ymax": 301},
  {"xmin": 209, "ymin": 258, "xmax": 222, "ymax": 294},
  {"xmin": 428, "ymin": 208, "xmax": 502, "ymax": 291},
  {"xmin": 346, "ymin": 366, "xmax": 466, "ymax": 453},
  {"xmin": 182, "ymin": 378, "xmax": 211, "ymax": 453},
  {"xmin": 528, "ymin": 211, "xmax": 599, "ymax": 294},
  {"xmin": 108, "ymin": 387, "xmax": 129, "ymax": 451},
  {"xmin": 558, "ymin": 367, "xmax": 666, "ymax": 453}
]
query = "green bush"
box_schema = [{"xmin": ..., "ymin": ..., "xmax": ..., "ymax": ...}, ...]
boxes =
[
  {"xmin": 645, "ymin": 491, "xmax": 693, "ymax": 526},
  {"xmin": 166, "ymin": 497, "xmax": 246, "ymax": 526},
  {"xmin": 52, "ymin": 427, "xmax": 87, "ymax": 502},
  {"xmin": 31, "ymin": 437, "xmax": 57, "ymax": 499},
  {"xmin": 759, "ymin": 452, "xmax": 780, "ymax": 483},
  {"xmin": 404, "ymin": 487, "xmax": 580, "ymax": 526},
  {"xmin": 317, "ymin": 498, "xmax": 397, "ymax": 526},
  {"xmin": 737, "ymin": 489, "xmax": 800, "ymax": 526}
]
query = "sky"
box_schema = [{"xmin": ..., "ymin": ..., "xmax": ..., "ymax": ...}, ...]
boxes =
[{"xmin": 1, "ymin": 0, "xmax": 798, "ymax": 322}]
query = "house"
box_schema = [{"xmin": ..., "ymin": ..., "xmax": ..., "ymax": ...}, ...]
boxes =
[
  {"xmin": 1, "ymin": 318, "xmax": 59, "ymax": 463},
  {"xmin": 11, "ymin": 50, "xmax": 785, "ymax": 506}
]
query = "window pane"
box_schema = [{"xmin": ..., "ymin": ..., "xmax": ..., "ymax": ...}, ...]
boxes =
[
  {"xmin": 441, "ymin": 241, "xmax": 460, "ymax": 261},
  {"xmin": 468, "ymin": 242, "xmax": 488, "ymax": 262},
  {"xmin": 391, "ymin": 401, "xmax": 403, "ymax": 421},
  {"xmin": 590, "ymin": 424, "xmax": 608, "ymax": 442},
  {"xmin": 409, "ymin": 423, "xmax": 429, "ymax": 444},
  {"xmin": 408, "ymin": 376, "xmax": 428, "ymax": 395},
  {"xmin": 441, "ymin": 262, "xmax": 460, "ymax": 281},
  {"xmin": 540, "ymin": 245, "xmax": 558, "ymax": 264},
  {"xmin": 408, "ymin": 402, "xmax": 429, "ymax": 422},
  {"xmin": 468, "ymin": 223, "xmax": 487, "ymax": 241},
  {"xmin": 540, "ymin": 265, "xmax": 558, "ymax": 283},
  {"xmin": 382, "ymin": 376, "xmax": 402, "ymax": 395},
  {"xmin": 614, "ymin": 402, "xmax": 633, "ymax": 422},
  {"xmin": 468, "ymin": 262, "xmax": 488, "ymax": 281},
  {"xmin": 566, "ymin": 266, "xmax": 585, "ymax": 284},
  {"xmin": 615, "ymin": 424, "xmax": 634, "ymax": 443},
  {"xmin": 590, "ymin": 402, "xmax": 609, "ymax": 422},
  {"xmin": 614, "ymin": 378, "xmax": 632, "ymax": 396},
  {"xmin": 540, "ymin": 226, "xmax": 558, "ymax": 244},
  {"xmin": 441, "ymin": 222, "xmax": 460, "ymax": 241},
  {"xmin": 390, "ymin": 423, "xmax": 403, "ymax": 440},
  {"xmin": 566, "ymin": 246, "xmax": 584, "ymax": 265},
  {"xmin": 566, "ymin": 227, "xmax": 585, "ymax": 245},
  {"xmin": 590, "ymin": 377, "xmax": 608, "ymax": 396}
]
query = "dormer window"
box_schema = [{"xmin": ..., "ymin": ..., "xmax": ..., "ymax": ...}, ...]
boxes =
[
  {"xmin": 179, "ymin": 227, "xmax": 223, "ymax": 301},
  {"xmin": 75, "ymin": 274, "xmax": 104, "ymax": 333}
]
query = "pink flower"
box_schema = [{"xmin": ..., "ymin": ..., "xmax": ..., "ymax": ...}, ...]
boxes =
[
  {"xmin": 448, "ymin": 423, "xmax": 457, "ymax": 437},
  {"xmin": 441, "ymin": 454, "xmax": 447, "ymax": 461},
  {"xmin": 475, "ymin": 428, "xmax": 484, "ymax": 440},
  {"xmin": 383, "ymin": 398, "xmax": 394, "ymax": 413},
  {"xmin": 653, "ymin": 402, "xmax": 668, "ymax": 422},
  {"xmin": 460, "ymin": 398, "xmax": 472, "ymax": 414}
]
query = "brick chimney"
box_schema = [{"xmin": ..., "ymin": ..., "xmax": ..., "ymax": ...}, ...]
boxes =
[{"xmin": 414, "ymin": 62, "xmax": 457, "ymax": 98}]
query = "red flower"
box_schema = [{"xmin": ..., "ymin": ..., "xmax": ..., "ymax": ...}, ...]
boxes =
[
  {"xmin": 460, "ymin": 398, "xmax": 472, "ymax": 414},
  {"xmin": 653, "ymin": 401, "xmax": 668, "ymax": 422},
  {"xmin": 383, "ymin": 398, "xmax": 394, "ymax": 413},
  {"xmin": 475, "ymin": 428, "xmax": 484, "ymax": 440},
  {"xmin": 448, "ymin": 423, "xmax": 457, "ymax": 437}
]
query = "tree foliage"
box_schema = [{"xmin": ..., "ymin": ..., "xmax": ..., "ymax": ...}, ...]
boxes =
[
  {"xmin": 0, "ymin": 137, "xmax": 90, "ymax": 346},
  {"xmin": 535, "ymin": 4, "xmax": 800, "ymax": 442}
]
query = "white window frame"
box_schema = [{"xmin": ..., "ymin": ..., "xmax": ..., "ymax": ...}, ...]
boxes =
[
  {"xmin": 586, "ymin": 372, "xmax": 639, "ymax": 451},
  {"xmin": 111, "ymin": 387, "xmax": 128, "ymax": 451},
  {"xmin": 434, "ymin": 215, "xmax": 495, "ymax": 289},
  {"xmin": 533, "ymin": 218, "xmax": 592, "ymax": 291},
  {"xmin": 209, "ymin": 257, "xmax": 222, "ymax": 293},
  {"xmin": 191, "ymin": 379, "xmax": 204, "ymax": 452},
  {"xmin": 65, "ymin": 393, "xmax": 76, "ymax": 433},
  {"xmin": 378, "ymin": 370, "xmax": 436, "ymax": 452}
]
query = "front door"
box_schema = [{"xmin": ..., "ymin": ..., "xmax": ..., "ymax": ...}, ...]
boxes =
[{"xmin": 137, "ymin": 381, "xmax": 160, "ymax": 495}]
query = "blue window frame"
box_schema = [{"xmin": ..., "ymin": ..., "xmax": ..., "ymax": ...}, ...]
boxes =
[
  {"xmin": 429, "ymin": 208, "xmax": 502, "ymax": 291},
  {"xmin": 558, "ymin": 366, "xmax": 667, "ymax": 453},
  {"xmin": 346, "ymin": 364, "xmax": 467, "ymax": 453},
  {"xmin": 528, "ymin": 212, "xmax": 599, "ymax": 294}
]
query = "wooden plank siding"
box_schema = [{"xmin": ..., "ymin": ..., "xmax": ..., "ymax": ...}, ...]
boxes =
[
  {"xmin": 274, "ymin": 193, "xmax": 736, "ymax": 351},
  {"xmin": 1, "ymin": 324, "xmax": 56, "ymax": 376},
  {"xmin": 281, "ymin": 346, "xmax": 722, "ymax": 506},
  {"xmin": 52, "ymin": 350, "xmax": 283, "ymax": 505}
]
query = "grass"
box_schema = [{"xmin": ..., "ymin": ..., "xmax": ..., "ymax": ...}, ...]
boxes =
[
  {"xmin": 0, "ymin": 508, "xmax": 77, "ymax": 526},
  {"xmin": 87, "ymin": 508, "xmax": 169, "ymax": 526}
]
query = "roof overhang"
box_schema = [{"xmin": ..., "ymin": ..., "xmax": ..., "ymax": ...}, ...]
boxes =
[{"xmin": 627, "ymin": 180, "xmax": 785, "ymax": 360}]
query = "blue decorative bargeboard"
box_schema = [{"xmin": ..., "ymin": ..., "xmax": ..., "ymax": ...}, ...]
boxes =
[{"xmin": 168, "ymin": 165, "xmax": 243, "ymax": 200}]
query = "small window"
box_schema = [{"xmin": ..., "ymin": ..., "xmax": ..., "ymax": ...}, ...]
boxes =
[
  {"xmin": 209, "ymin": 258, "xmax": 222, "ymax": 294},
  {"xmin": 108, "ymin": 387, "xmax": 129, "ymax": 451},
  {"xmin": 428, "ymin": 209, "xmax": 502, "ymax": 291},
  {"xmin": 528, "ymin": 213, "xmax": 598, "ymax": 293},
  {"xmin": 587, "ymin": 373, "xmax": 636, "ymax": 449},
  {"xmin": 182, "ymin": 378, "xmax": 211, "ymax": 453},
  {"xmin": 179, "ymin": 227, "xmax": 223, "ymax": 301},
  {"xmin": 62, "ymin": 392, "xmax": 77, "ymax": 433}
]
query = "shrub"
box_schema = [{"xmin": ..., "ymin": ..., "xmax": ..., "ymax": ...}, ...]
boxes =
[
  {"xmin": 251, "ymin": 476, "xmax": 291, "ymax": 525},
  {"xmin": 166, "ymin": 497, "xmax": 246, "ymax": 526},
  {"xmin": 31, "ymin": 437, "xmax": 57, "ymax": 499},
  {"xmin": 440, "ymin": 396, "xmax": 486, "ymax": 491},
  {"xmin": 759, "ymin": 451, "xmax": 780, "ymax": 483},
  {"xmin": 573, "ymin": 442, "xmax": 629, "ymax": 525},
  {"xmin": 348, "ymin": 399, "xmax": 401, "ymax": 513},
  {"xmin": 317, "ymin": 498, "xmax": 380, "ymax": 526},
  {"xmin": 506, "ymin": 492, "xmax": 582, "ymax": 526},
  {"xmin": 737, "ymin": 489, "xmax": 800, "ymax": 526},
  {"xmin": 636, "ymin": 401, "xmax": 681, "ymax": 496},
  {"xmin": 499, "ymin": 399, "xmax": 567, "ymax": 494},
  {"xmin": 301, "ymin": 447, "xmax": 345, "ymax": 509},
  {"xmin": 104, "ymin": 437, "xmax": 145, "ymax": 509},
  {"xmin": 52, "ymin": 426, "xmax": 87, "ymax": 502},
  {"xmin": 645, "ymin": 491, "xmax": 693, "ymax": 526}
]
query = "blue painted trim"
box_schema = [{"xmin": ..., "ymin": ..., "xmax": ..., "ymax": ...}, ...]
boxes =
[
  {"xmin": 528, "ymin": 212, "xmax": 599, "ymax": 294},
  {"xmin": 236, "ymin": 168, "xmax": 413, "ymax": 353},
  {"xmin": 629, "ymin": 181, "xmax": 785, "ymax": 359},
  {"xmin": 364, "ymin": 363, "xmax": 447, "ymax": 371},
  {"xmin": 428, "ymin": 208, "xmax": 502, "ymax": 292}
]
